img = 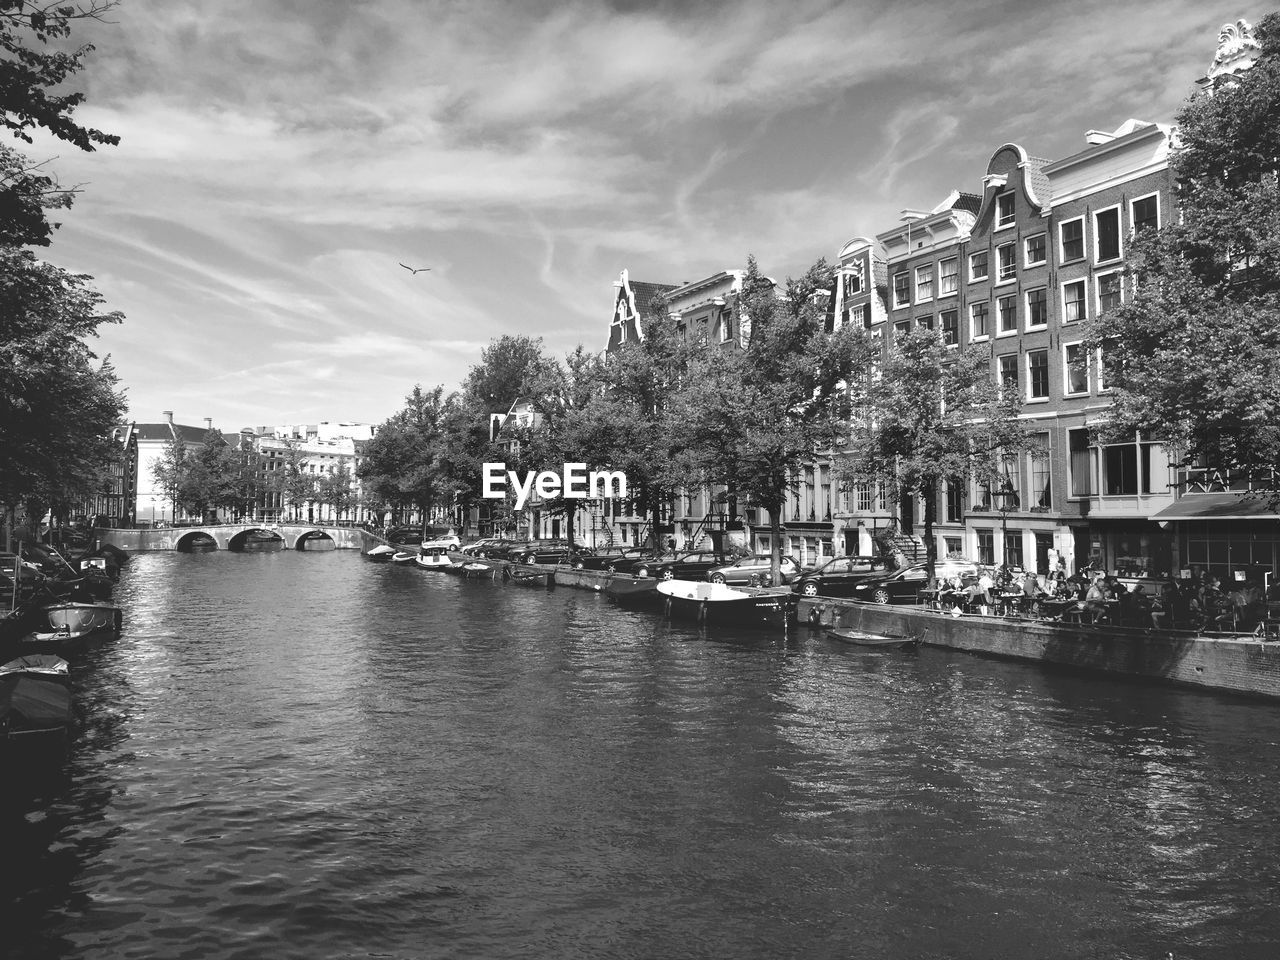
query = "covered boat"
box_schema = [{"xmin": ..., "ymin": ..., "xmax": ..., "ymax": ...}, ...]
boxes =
[
  {"xmin": 366, "ymin": 544, "xmax": 397, "ymax": 561},
  {"xmin": 657, "ymin": 579, "xmax": 797, "ymax": 629},
  {"xmin": 0, "ymin": 653, "xmax": 73, "ymax": 744}
]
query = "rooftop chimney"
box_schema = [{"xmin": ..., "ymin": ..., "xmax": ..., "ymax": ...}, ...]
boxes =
[
  {"xmin": 162, "ymin": 410, "xmax": 173, "ymax": 423},
  {"xmin": 205, "ymin": 418, "xmax": 212, "ymax": 430}
]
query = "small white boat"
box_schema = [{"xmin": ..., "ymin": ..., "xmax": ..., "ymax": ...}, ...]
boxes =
[
  {"xmin": 390, "ymin": 551, "xmax": 418, "ymax": 564},
  {"xmin": 414, "ymin": 548, "xmax": 452, "ymax": 570},
  {"xmin": 366, "ymin": 544, "xmax": 397, "ymax": 561}
]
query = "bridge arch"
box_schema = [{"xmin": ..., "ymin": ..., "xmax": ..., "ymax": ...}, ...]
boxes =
[
  {"xmin": 227, "ymin": 527, "xmax": 286, "ymax": 551},
  {"xmin": 175, "ymin": 529, "xmax": 220, "ymax": 552},
  {"xmin": 293, "ymin": 529, "xmax": 336, "ymax": 550}
]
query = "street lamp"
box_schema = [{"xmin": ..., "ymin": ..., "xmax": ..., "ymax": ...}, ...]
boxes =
[{"xmin": 994, "ymin": 477, "xmax": 1019, "ymax": 571}]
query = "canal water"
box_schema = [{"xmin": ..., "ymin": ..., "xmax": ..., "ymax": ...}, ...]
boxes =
[{"xmin": 4, "ymin": 551, "xmax": 1280, "ymax": 960}]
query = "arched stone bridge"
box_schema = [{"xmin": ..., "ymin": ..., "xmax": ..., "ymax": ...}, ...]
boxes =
[{"xmin": 97, "ymin": 524, "xmax": 388, "ymax": 553}]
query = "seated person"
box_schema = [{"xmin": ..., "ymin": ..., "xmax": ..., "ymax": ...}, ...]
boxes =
[{"xmin": 1082, "ymin": 575, "xmax": 1110, "ymax": 623}]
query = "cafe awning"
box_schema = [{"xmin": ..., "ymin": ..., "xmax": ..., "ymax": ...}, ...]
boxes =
[{"xmin": 1151, "ymin": 493, "xmax": 1280, "ymax": 521}]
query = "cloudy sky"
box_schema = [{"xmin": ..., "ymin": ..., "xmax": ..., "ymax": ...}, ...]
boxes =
[{"xmin": 28, "ymin": 0, "xmax": 1251, "ymax": 431}]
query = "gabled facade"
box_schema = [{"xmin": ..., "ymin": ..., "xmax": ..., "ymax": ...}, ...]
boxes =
[{"xmin": 606, "ymin": 270, "xmax": 678, "ymax": 351}]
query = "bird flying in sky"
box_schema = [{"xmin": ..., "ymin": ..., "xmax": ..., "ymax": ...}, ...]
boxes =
[{"xmin": 399, "ymin": 263, "xmax": 431, "ymax": 274}]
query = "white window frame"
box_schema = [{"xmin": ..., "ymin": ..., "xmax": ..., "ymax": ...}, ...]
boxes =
[
  {"xmin": 1024, "ymin": 233, "xmax": 1047, "ymax": 267},
  {"xmin": 719, "ymin": 311, "xmax": 733, "ymax": 343},
  {"xmin": 1096, "ymin": 346, "xmax": 1109, "ymax": 392},
  {"xmin": 996, "ymin": 241, "xmax": 1017, "ymax": 283},
  {"xmin": 940, "ymin": 308, "xmax": 959, "ymax": 347},
  {"xmin": 1093, "ymin": 204, "xmax": 1123, "ymax": 264},
  {"xmin": 1063, "ymin": 341, "xmax": 1089, "ymax": 396},
  {"xmin": 915, "ymin": 264, "xmax": 933, "ymax": 303},
  {"xmin": 938, "ymin": 257, "xmax": 958, "ymax": 296},
  {"xmin": 995, "ymin": 191, "xmax": 1015, "ymax": 229},
  {"xmin": 1024, "ymin": 287, "xmax": 1048, "ymax": 330},
  {"xmin": 1026, "ymin": 348, "xmax": 1050, "ymax": 402},
  {"xmin": 1130, "ymin": 191, "xmax": 1160, "ymax": 233},
  {"xmin": 969, "ymin": 250, "xmax": 989, "ymax": 282},
  {"xmin": 1061, "ymin": 278, "xmax": 1087, "ymax": 324},
  {"xmin": 996, "ymin": 294, "xmax": 1017, "ymax": 337},
  {"xmin": 1059, "ymin": 216, "xmax": 1085, "ymax": 263},
  {"xmin": 892, "ymin": 272, "xmax": 910, "ymax": 307},
  {"xmin": 1096, "ymin": 269, "xmax": 1123, "ymax": 315},
  {"xmin": 969, "ymin": 300, "xmax": 990, "ymax": 342},
  {"xmin": 997, "ymin": 354, "xmax": 1019, "ymax": 398}
]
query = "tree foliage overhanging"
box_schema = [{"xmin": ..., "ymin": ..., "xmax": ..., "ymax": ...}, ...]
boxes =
[
  {"xmin": 1083, "ymin": 12, "xmax": 1280, "ymax": 496},
  {"xmin": 1, "ymin": 1, "xmax": 123, "ymax": 537}
]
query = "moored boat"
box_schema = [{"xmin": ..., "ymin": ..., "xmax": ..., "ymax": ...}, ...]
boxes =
[
  {"xmin": 0, "ymin": 653, "xmax": 73, "ymax": 746},
  {"xmin": 414, "ymin": 548, "xmax": 452, "ymax": 570},
  {"xmin": 826, "ymin": 626, "xmax": 923, "ymax": 648},
  {"xmin": 604, "ymin": 574, "xmax": 661, "ymax": 604},
  {"xmin": 657, "ymin": 579, "xmax": 797, "ymax": 629},
  {"xmin": 506, "ymin": 567, "xmax": 553, "ymax": 588},
  {"xmin": 390, "ymin": 551, "xmax": 419, "ymax": 564},
  {"xmin": 366, "ymin": 544, "xmax": 397, "ymax": 561},
  {"xmin": 41, "ymin": 601, "xmax": 122, "ymax": 640}
]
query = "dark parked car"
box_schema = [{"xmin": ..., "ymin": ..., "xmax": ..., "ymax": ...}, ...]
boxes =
[
  {"xmin": 601, "ymin": 550, "xmax": 665, "ymax": 575},
  {"xmin": 706, "ymin": 554, "xmax": 802, "ymax": 586},
  {"xmin": 791, "ymin": 555, "xmax": 892, "ymax": 597},
  {"xmin": 850, "ymin": 560, "xmax": 980, "ymax": 604},
  {"xmin": 512, "ymin": 542, "xmax": 593, "ymax": 565},
  {"xmin": 637, "ymin": 551, "xmax": 728, "ymax": 581},
  {"xmin": 574, "ymin": 547, "xmax": 653, "ymax": 571},
  {"xmin": 472, "ymin": 539, "xmax": 524, "ymax": 560}
]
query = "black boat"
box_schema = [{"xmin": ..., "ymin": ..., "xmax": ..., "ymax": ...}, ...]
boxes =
[
  {"xmin": 656, "ymin": 579, "xmax": 796, "ymax": 629},
  {"xmin": 0, "ymin": 653, "xmax": 73, "ymax": 748},
  {"xmin": 506, "ymin": 567, "xmax": 553, "ymax": 588}
]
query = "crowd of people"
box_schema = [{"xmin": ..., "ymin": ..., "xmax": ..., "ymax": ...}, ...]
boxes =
[{"xmin": 932, "ymin": 564, "xmax": 1279, "ymax": 633}]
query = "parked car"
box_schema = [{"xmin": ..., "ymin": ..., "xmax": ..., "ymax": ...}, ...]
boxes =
[
  {"xmin": 472, "ymin": 539, "xmax": 524, "ymax": 560},
  {"xmin": 790, "ymin": 555, "xmax": 892, "ymax": 597},
  {"xmin": 636, "ymin": 550, "xmax": 728, "ymax": 581},
  {"xmin": 850, "ymin": 559, "xmax": 980, "ymax": 604},
  {"xmin": 706, "ymin": 554, "xmax": 802, "ymax": 586},
  {"xmin": 574, "ymin": 547, "xmax": 653, "ymax": 571},
  {"xmin": 596, "ymin": 549, "xmax": 665, "ymax": 575},
  {"xmin": 512, "ymin": 542, "xmax": 593, "ymax": 565},
  {"xmin": 459, "ymin": 538, "xmax": 503, "ymax": 555}
]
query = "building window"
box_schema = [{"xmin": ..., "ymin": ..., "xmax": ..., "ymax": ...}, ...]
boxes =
[
  {"xmin": 856, "ymin": 481, "xmax": 874, "ymax": 512},
  {"xmin": 1063, "ymin": 279, "xmax": 1086, "ymax": 323},
  {"xmin": 1060, "ymin": 218, "xmax": 1084, "ymax": 262},
  {"xmin": 1004, "ymin": 530, "xmax": 1024, "ymax": 569},
  {"xmin": 937, "ymin": 258, "xmax": 958, "ymax": 296},
  {"xmin": 1064, "ymin": 342, "xmax": 1089, "ymax": 395},
  {"xmin": 998, "ymin": 354, "xmax": 1019, "ymax": 393},
  {"xmin": 915, "ymin": 265, "xmax": 933, "ymax": 302},
  {"xmin": 970, "ymin": 301, "xmax": 989, "ymax": 340},
  {"xmin": 997, "ymin": 294, "xmax": 1017, "ymax": 333},
  {"xmin": 1027, "ymin": 349, "xmax": 1049, "ymax": 399},
  {"xmin": 719, "ymin": 312, "xmax": 734, "ymax": 342},
  {"xmin": 1104, "ymin": 444, "xmax": 1138, "ymax": 495},
  {"xmin": 1026, "ymin": 288, "xmax": 1047, "ymax": 328},
  {"xmin": 941, "ymin": 309, "xmax": 958, "ymax": 346},
  {"xmin": 1025, "ymin": 233, "xmax": 1046, "ymax": 266},
  {"xmin": 893, "ymin": 272, "xmax": 910, "ymax": 307},
  {"xmin": 996, "ymin": 191, "xmax": 1015, "ymax": 228},
  {"xmin": 894, "ymin": 319, "xmax": 911, "ymax": 338},
  {"xmin": 1095, "ymin": 206, "xmax": 1121, "ymax": 262},
  {"xmin": 917, "ymin": 314, "xmax": 933, "ymax": 331},
  {"xmin": 1069, "ymin": 428, "xmax": 1094, "ymax": 497},
  {"xmin": 969, "ymin": 250, "xmax": 989, "ymax": 282},
  {"xmin": 1097, "ymin": 271, "xmax": 1122, "ymax": 313},
  {"xmin": 944, "ymin": 536, "xmax": 962, "ymax": 557},
  {"xmin": 843, "ymin": 268, "xmax": 862, "ymax": 298},
  {"xmin": 997, "ymin": 242, "xmax": 1016, "ymax": 281},
  {"xmin": 1132, "ymin": 194, "xmax": 1159, "ymax": 232},
  {"xmin": 945, "ymin": 480, "xmax": 963, "ymax": 523},
  {"xmin": 977, "ymin": 528, "xmax": 994, "ymax": 564},
  {"xmin": 1029, "ymin": 440, "xmax": 1051, "ymax": 509}
]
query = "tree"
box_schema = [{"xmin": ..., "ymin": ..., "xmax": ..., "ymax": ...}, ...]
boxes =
[
  {"xmin": 0, "ymin": 247, "xmax": 126, "ymax": 533},
  {"xmin": 672, "ymin": 256, "xmax": 876, "ymax": 584},
  {"xmin": 357, "ymin": 385, "xmax": 454, "ymax": 530},
  {"xmin": 1, "ymin": 1, "xmax": 121, "ymax": 151},
  {"xmin": 462, "ymin": 335, "xmax": 556, "ymax": 415},
  {"xmin": 317, "ymin": 458, "xmax": 357, "ymax": 522},
  {"xmin": 840, "ymin": 327, "xmax": 1030, "ymax": 583},
  {"xmin": 1083, "ymin": 14, "xmax": 1280, "ymax": 499},
  {"xmin": 269, "ymin": 444, "xmax": 318, "ymax": 522}
]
